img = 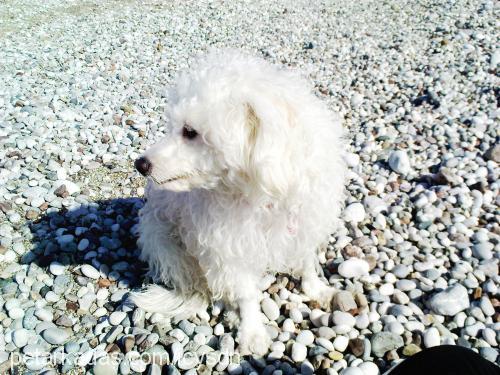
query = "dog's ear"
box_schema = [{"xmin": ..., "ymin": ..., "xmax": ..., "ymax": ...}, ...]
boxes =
[{"xmin": 242, "ymin": 98, "xmax": 298, "ymax": 200}]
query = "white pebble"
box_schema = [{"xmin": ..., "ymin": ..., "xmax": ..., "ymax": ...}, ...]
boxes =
[
  {"xmin": 333, "ymin": 336, "xmax": 349, "ymax": 352},
  {"xmin": 290, "ymin": 308, "xmax": 303, "ymax": 323},
  {"xmin": 282, "ymin": 318, "xmax": 296, "ymax": 333},
  {"xmin": 35, "ymin": 309, "xmax": 54, "ymax": 322},
  {"xmin": 81, "ymin": 264, "xmax": 101, "ymax": 279},
  {"xmin": 291, "ymin": 342, "xmax": 307, "ymax": 362},
  {"xmin": 340, "ymin": 367, "xmax": 364, "ymax": 375},
  {"xmin": 427, "ymin": 283, "xmax": 469, "ymax": 315},
  {"xmin": 423, "ymin": 327, "xmax": 440, "ymax": 348},
  {"xmin": 109, "ymin": 311, "xmax": 127, "ymax": 325},
  {"xmin": 379, "ymin": 283, "xmax": 394, "ymax": 296},
  {"xmin": 49, "ymin": 261, "xmax": 65, "ymax": 276},
  {"xmin": 13, "ymin": 328, "xmax": 29, "ymax": 348},
  {"xmin": 338, "ymin": 258, "xmax": 370, "ymax": 278},
  {"xmin": 358, "ymin": 362, "xmax": 380, "ymax": 375},
  {"xmin": 296, "ymin": 330, "xmax": 314, "ymax": 346},
  {"xmin": 344, "ymin": 203, "xmax": 365, "ymax": 224},
  {"xmin": 261, "ymin": 298, "xmax": 280, "ymax": 321},
  {"xmin": 388, "ymin": 150, "xmax": 411, "ymax": 174}
]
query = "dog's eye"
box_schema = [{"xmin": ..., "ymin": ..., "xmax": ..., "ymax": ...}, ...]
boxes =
[{"xmin": 182, "ymin": 124, "xmax": 198, "ymax": 140}]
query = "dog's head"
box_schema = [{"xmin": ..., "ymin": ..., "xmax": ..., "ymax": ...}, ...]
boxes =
[{"xmin": 136, "ymin": 50, "xmax": 306, "ymax": 199}]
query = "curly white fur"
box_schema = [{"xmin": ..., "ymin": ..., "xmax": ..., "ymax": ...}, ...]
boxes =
[{"xmin": 131, "ymin": 50, "xmax": 346, "ymax": 355}]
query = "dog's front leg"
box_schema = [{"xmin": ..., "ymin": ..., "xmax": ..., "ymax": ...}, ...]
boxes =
[{"xmin": 235, "ymin": 288, "xmax": 272, "ymax": 356}]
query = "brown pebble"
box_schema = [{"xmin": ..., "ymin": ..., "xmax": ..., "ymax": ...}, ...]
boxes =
[
  {"xmin": 54, "ymin": 184, "xmax": 69, "ymax": 198},
  {"xmin": 412, "ymin": 332, "xmax": 422, "ymax": 347},
  {"xmin": 473, "ymin": 287, "xmax": 482, "ymax": 299},
  {"xmin": 354, "ymin": 293, "xmax": 368, "ymax": 309},
  {"xmin": 89, "ymin": 337, "xmax": 99, "ymax": 348},
  {"xmin": 98, "ymin": 278, "xmax": 112, "ymax": 288},
  {"xmin": 364, "ymin": 255, "xmax": 377, "ymax": 271},
  {"xmin": 309, "ymin": 300, "xmax": 321, "ymax": 310},
  {"xmin": 342, "ymin": 244, "xmax": 363, "ymax": 258},
  {"xmin": 0, "ymin": 201, "xmax": 13, "ymax": 213},
  {"xmin": 386, "ymin": 349, "xmax": 399, "ymax": 361},
  {"xmin": 268, "ymin": 284, "xmax": 280, "ymax": 295},
  {"xmin": 106, "ymin": 343, "xmax": 120, "ymax": 353},
  {"xmin": 320, "ymin": 358, "xmax": 331, "ymax": 369},
  {"xmin": 403, "ymin": 343, "xmax": 422, "ymax": 356},
  {"xmin": 349, "ymin": 338, "xmax": 365, "ymax": 357},
  {"xmin": 25, "ymin": 209, "xmax": 39, "ymax": 220},
  {"xmin": 66, "ymin": 301, "xmax": 78, "ymax": 312},
  {"xmin": 123, "ymin": 335, "xmax": 135, "ymax": 353},
  {"xmin": 39, "ymin": 202, "xmax": 49, "ymax": 211}
]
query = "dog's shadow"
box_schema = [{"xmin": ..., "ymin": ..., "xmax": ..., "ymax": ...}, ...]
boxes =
[
  {"xmin": 24, "ymin": 197, "xmax": 148, "ymax": 288},
  {"xmin": 24, "ymin": 197, "xmax": 279, "ymax": 370}
]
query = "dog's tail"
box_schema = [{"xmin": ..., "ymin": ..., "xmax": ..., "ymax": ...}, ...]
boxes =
[{"xmin": 130, "ymin": 285, "xmax": 209, "ymax": 321}]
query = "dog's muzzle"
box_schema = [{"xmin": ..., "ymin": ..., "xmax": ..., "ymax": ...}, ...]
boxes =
[{"xmin": 135, "ymin": 157, "xmax": 152, "ymax": 176}]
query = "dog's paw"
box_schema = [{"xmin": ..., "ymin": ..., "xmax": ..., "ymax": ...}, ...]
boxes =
[
  {"xmin": 332, "ymin": 290, "xmax": 357, "ymax": 312},
  {"xmin": 313, "ymin": 286, "xmax": 337, "ymax": 310},
  {"xmin": 237, "ymin": 324, "xmax": 271, "ymax": 356},
  {"xmin": 302, "ymin": 281, "xmax": 336, "ymax": 310}
]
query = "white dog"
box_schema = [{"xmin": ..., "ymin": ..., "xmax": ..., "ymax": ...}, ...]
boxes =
[{"xmin": 131, "ymin": 50, "xmax": 347, "ymax": 355}]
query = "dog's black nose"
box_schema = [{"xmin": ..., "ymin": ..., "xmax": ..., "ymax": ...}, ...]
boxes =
[{"xmin": 135, "ymin": 157, "xmax": 152, "ymax": 176}]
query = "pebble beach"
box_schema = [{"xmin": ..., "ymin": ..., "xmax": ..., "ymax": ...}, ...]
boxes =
[{"xmin": 0, "ymin": 0, "xmax": 499, "ymax": 374}]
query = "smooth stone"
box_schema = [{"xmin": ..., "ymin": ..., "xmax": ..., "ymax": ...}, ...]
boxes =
[
  {"xmin": 338, "ymin": 258, "xmax": 370, "ymax": 278},
  {"xmin": 363, "ymin": 196, "xmax": 387, "ymax": 216},
  {"xmin": 403, "ymin": 344, "xmax": 422, "ymax": 356},
  {"xmin": 109, "ymin": 311, "xmax": 127, "ymax": 325},
  {"xmin": 65, "ymin": 342, "xmax": 80, "ymax": 354},
  {"xmin": 177, "ymin": 352, "xmax": 199, "ymax": 370},
  {"xmin": 81, "ymin": 264, "xmax": 100, "ymax": 279},
  {"xmin": 379, "ymin": 283, "xmax": 394, "ymax": 296},
  {"xmin": 316, "ymin": 337, "xmax": 335, "ymax": 352},
  {"xmin": 333, "ymin": 336, "xmax": 349, "ymax": 352},
  {"xmin": 78, "ymin": 239, "xmax": 90, "ymax": 251},
  {"xmin": 9, "ymin": 307, "xmax": 25, "ymax": 319},
  {"xmin": 480, "ymin": 347, "xmax": 498, "ymax": 363},
  {"xmin": 42, "ymin": 327, "xmax": 69, "ymax": 345},
  {"xmin": 423, "ymin": 327, "xmax": 440, "ymax": 348},
  {"xmin": 261, "ymin": 298, "xmax": 280, "ymax": 321},
  {"xmin": 427, "ymin": 283, "xmax": 470, "ymax": 315},
  {"xmin": 358, "ymin": 362, "xmax": 379, "ymax": 375},
  {"xmin": 333, "ymin": 311, "xmax": 356, "ymax": 328},
  {"xmin": 282, "ymin": 318, "xmax": 296, "ymax": 332},
  {"xmin": 344, "ymin": 203, "xmax": 366, "ymax": 224},
  {"xmin": 291, "ymin": 342, "xmax": 307, "ymax": 362},
  {"xmin": 290, "ymin": 308, "xmax": 303, "ymax": 323},
  {"xmin": 392, "ymin": 265, "xmax": 410, "ymax": 278},
  {"xmin": 370, "ymin": 332, "xmax": 404, "ymax": 357},
  {"xmin": 35, "ymin": 308, "xmax": 54, "ymax": 322},
  {"xmin": 296, "ymin": 330, "xmax": 315, "ymax": 346},
  {"xmin": 49, "ymin": 261, "xmax": 65, "ymax": 276},
  {"xmin": 93, "ymin": 356, "xmax": 119, "ymax": 375},
  {"xmin": 355, "ymin": 314, "xmax": 370, "ymax": 330},
  {"xmin": 13, "ymin": 328, "xmax": 29, "ymax": 348},
  {"xmin": 25, "ymin": 357, "xmax": 48, "ymax": 371},
  {"xmin": 472, "ymin": 242, "xmax": 493, "ymax": 260},
  {"xmin": 170, "ymin": 341, "xmax": 184, "ymax": 363},
  {"xmin": 388, "ymin": 150, "xmax": 411, "ymax": 174},
  {"xmin": 130, "ymin": 358, "xmax": 147, "ymax": 372}
]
